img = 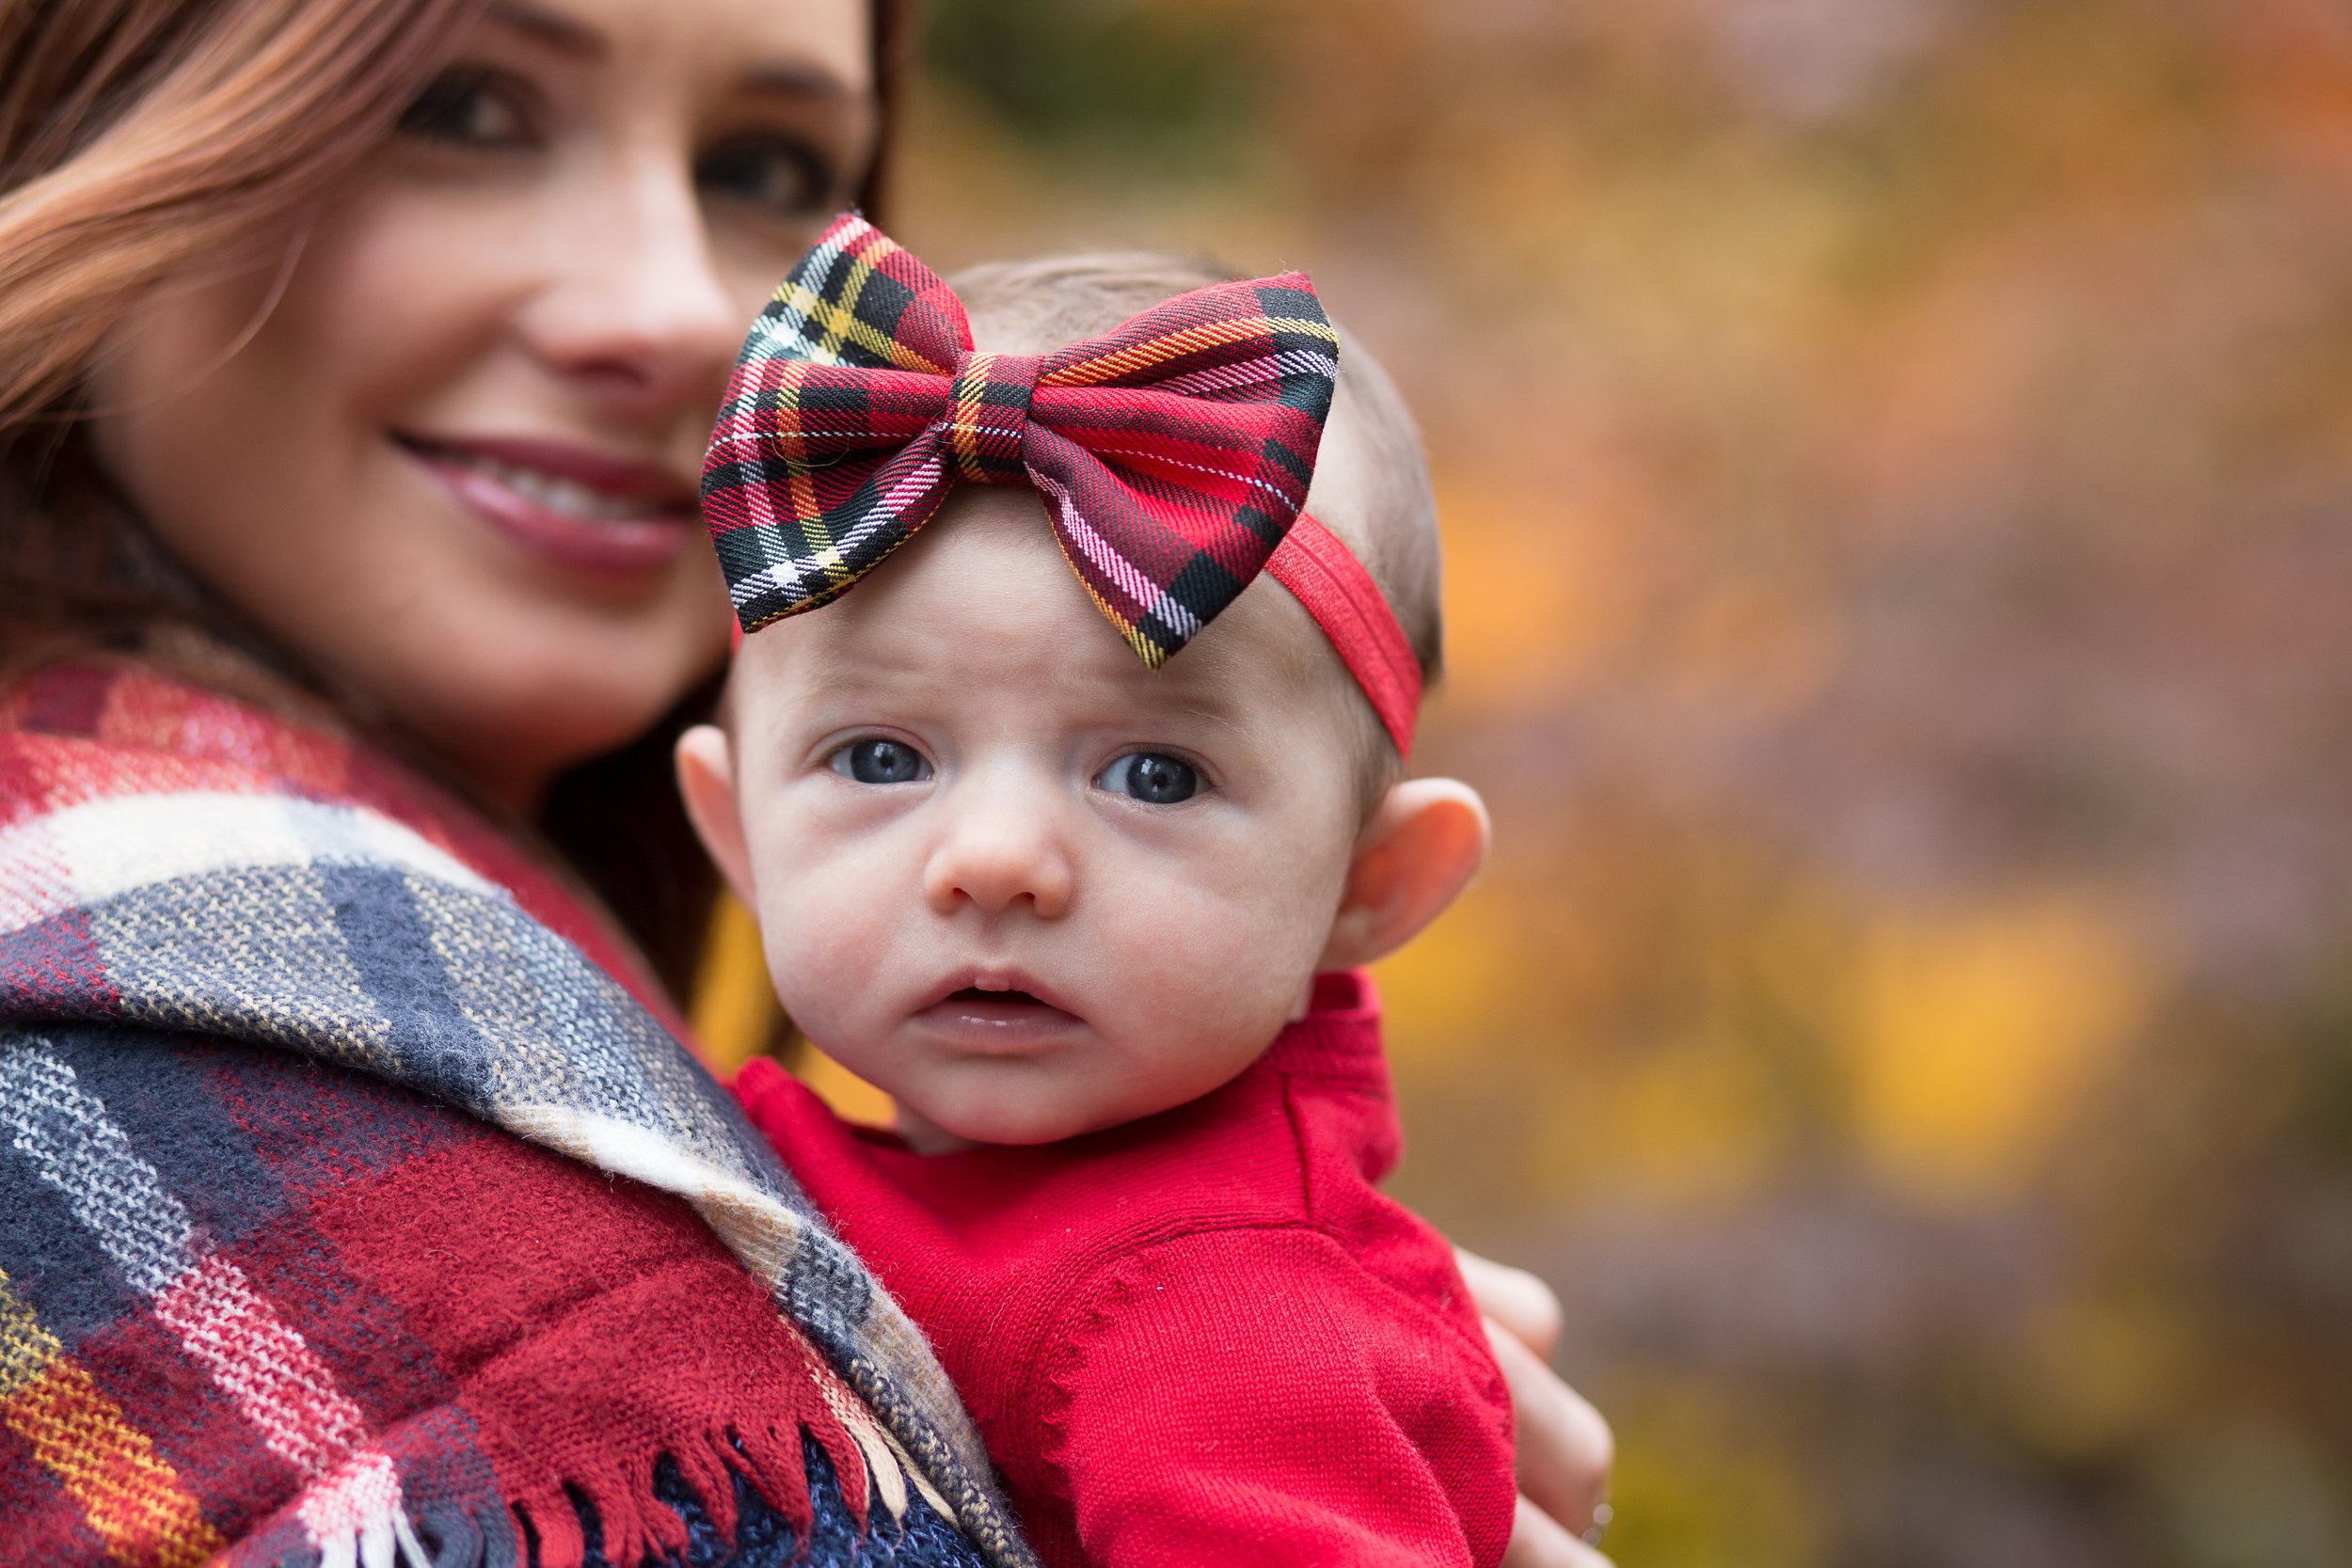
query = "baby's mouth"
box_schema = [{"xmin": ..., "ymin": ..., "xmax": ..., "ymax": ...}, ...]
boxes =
[
  {"xmin": 950, "ymin": 987, "xmax": 1044, "ymax": 1006},
  {"xmin": 917, "ymin": 984, "xmax": 1084, "ymax": 1050}
]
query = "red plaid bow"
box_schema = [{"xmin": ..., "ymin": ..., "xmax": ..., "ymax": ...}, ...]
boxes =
[{"xmin": 701, "ymin": 214, "xmax": 1341, "ymax": 666}]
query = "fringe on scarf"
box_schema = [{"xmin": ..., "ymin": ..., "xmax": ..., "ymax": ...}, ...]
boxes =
[{"xmin": 215, "ymin": 1402, "xmax": 898, "ymax": 1568}]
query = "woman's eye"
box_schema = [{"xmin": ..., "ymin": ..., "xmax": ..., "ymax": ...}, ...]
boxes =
[
  {"xmin": 833, "ymin": 738, "xmax": 931, "ymax": 785},
  {"xmin": 1096, "ymin": 752, "xmax": 1200, "ymax": 805},
  {"xmin": 697, "ymin": 136, "xmax": 832, "ymax": 219},
  {"xmin": 398, "ymin": 67, "xmax": 533, "ymax": 149}
]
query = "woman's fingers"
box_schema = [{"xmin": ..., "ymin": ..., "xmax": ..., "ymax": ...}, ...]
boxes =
[
  {"xmin": 1454, "ymin": 1248, "xmax": 1615, "ymax": 1553},
  {"xmin": 1483, "ymin": 1314, "xmax": 1615, "ymax": 1536},
  {"xmin": 1456, "ymin": 1247, "xmax": 1563, "ymax": 1360},
  {"xmin": 1502, "ymin": 1495, "xmax": 1616, "ymax": 1568}
]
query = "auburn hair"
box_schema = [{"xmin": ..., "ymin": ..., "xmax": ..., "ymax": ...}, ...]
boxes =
[{"xmin": 0, "ymin": 0, "xmax": 906, "ymax": 1001}]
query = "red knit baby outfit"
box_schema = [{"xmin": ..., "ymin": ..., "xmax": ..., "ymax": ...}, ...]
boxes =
[{"xmin": 732, "ymin": 972, "xmax": 1517, "ymax": 1568}]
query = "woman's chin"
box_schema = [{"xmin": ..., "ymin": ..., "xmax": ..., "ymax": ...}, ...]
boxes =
[{"xmin": 358, "ymin": 637, "xmax": 705, "ymax": 808}]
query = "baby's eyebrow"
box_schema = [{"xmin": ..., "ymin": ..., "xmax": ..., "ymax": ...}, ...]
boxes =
[
  {"xmin": 785, "ymin": 631, "xmax": 947, "ymax": 690},
  {"xmin": 1131, "ymin": 687, "xmax": 1247, "ymax": 728},
  {"xmin": 1100, "ymin": 665, "xmax": 1263, "ymax": 735}
]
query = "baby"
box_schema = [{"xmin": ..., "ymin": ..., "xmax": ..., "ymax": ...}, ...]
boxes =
[{"xmin": 678, "ymin": 217, "xmax": 1514, "ymax": 1568}]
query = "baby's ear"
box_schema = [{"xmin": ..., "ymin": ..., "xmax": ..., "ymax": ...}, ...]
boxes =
[
  {"xmin": 675, "ymin": 724, "xmax": 756, "ymax": 911},
  {"xmin": 1316, "ymin": 778, "xmax": 1491, "ymax": 973}
]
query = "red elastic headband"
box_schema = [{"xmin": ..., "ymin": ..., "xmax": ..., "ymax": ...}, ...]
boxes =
[{"xmin": 1267, "ymin": 515, "xmax": 1422, "ymax": 762}]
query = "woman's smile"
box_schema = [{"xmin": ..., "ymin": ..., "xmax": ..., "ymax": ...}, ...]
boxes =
[{"xmin": 399, "ymin": 432, "xmax": 701, "ymax": 577}]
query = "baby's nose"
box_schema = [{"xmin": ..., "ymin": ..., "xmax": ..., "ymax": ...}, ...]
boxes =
[{"xmin": 922, "ymin": 792, "xmax": 1074, "ymax": 918}]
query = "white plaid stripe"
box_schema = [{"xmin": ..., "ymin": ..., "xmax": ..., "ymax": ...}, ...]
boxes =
[
  {"xmin": 0, "ymin": 791, "xmax": 493, "ymax": 938},
  {"xmin": 731, "ymin": 451, "xmax": 947, "ymax": 612},
  {"xmin": 1132, "ymin": 345, "xmax": 1338, "ymax": 402},
  {"xmin": 1034, "ymin": 470, "xmax": 1203, "ymax": 644}
]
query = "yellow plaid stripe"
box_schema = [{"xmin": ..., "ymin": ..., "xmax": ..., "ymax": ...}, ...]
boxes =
[
  {"xmin": 1040, "ymin": 314, "xmax": 1339, "ymax": 388},
  {"xmin": 948, "ymin": 353, "xmax": 997, "ymax": 484},
  {"xmin": 770, "ymin": 233, "xmax": 951, "ymax": 376},
  {"xmin": 761, "ymin": 360, "xmax": 827, "ymax": 536},
  {"xmin": 0, "ymin": 1271, "xmax": 226, "ymax": 1568},
  {"xmin": 0, "ymin": 1269, "xmax": 56, "ymax": 1403},
  {"xmin": 750, "ymin": 358, "xmax": 852, "ymax": 595}
]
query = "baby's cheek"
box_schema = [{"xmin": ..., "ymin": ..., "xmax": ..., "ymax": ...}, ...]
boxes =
[
  {"xmin": 758, "ymin": 863, "xmax": 895, "ymax": 1032},
  {"xmin": 1097, "ymin": 875, "xmax": 1317, "ymax": 1049}
]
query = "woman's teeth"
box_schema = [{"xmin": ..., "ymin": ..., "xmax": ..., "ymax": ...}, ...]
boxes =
[{"xmin": 451, "ymin": 451, "xmax": 668, "ymax": 522}]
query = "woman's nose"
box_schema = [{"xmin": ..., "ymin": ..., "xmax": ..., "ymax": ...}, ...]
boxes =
[
  {"xmin": 922, "ymin": 785, "xmax": 1076, "ymax": 920},
  {"xmin": 515, "ymin": 147, "xmax": 745, "ymax": 417}
]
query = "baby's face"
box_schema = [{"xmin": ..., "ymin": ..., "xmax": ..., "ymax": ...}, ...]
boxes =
[{"xmin": 718, "ymin": 488, "xmax": 1368, "ymax": 1149}]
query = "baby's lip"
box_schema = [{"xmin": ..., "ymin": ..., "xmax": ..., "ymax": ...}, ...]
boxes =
[
  {"xmin": 915, "ymin": 968, "xmax": 1076, "ymax": 1015},
  {"xmin": 911, "ymin": 970, "xmax": 1088, "ymax": 1052}
]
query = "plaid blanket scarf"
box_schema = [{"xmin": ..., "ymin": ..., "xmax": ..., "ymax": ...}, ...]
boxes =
[{"xmin": 0, "ymin": 661, "xmax": 1034, "ymax": 1568}]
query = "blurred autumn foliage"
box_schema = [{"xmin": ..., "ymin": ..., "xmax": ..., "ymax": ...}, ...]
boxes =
[{"xmin": 886, "ymin": 1, "xmax": 2352, "ymax": 1562}]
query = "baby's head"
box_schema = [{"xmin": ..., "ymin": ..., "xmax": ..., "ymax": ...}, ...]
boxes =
[{"xmin": 679, "ymin": 253, "xmax": 1487, "ymax": 1152}]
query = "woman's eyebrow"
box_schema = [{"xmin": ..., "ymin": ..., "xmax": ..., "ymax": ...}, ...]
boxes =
[
  {"xmin": 484, "ymin": 3, "xmax": 861, "ymax": 102},
  {"xmin": 485, "ymin": 1, "xmax": 606, "ymax": 59},
  {"xmin": 741, "ymin": 59, "xmax": 862, "ymax": 102}
]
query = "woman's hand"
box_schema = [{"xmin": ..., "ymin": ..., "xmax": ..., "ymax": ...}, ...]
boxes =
[{"xmin": 1455, "ymin": 1248, "xmax": 1616, "ymax": 1567}]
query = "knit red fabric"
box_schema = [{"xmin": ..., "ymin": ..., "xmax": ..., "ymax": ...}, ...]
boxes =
[{"xmin": 733, "ymin": 972, "xmax": 1516, "ymax": 1568}]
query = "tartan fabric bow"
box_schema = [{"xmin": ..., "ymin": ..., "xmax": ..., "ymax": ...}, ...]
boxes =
[{"xmin": 702, "ymin": 214, "xmax": 1341, "ymax": 665}]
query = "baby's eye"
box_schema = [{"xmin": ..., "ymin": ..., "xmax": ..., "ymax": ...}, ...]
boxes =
[
  {"xmin": 832, "ymin": 738, "xmax": 931, "ymax": 784},
  {"xmin": 1095, "ymin": 752, "xmax": 1200, "ymax": 804}
]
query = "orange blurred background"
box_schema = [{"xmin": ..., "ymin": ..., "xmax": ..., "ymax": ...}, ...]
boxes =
[{"xmin": 716, "ymin": 2, "xmax": 2352, "ymax": 1560}]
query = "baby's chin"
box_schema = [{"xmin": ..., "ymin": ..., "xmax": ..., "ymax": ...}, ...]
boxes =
[
  {"xmin": 898, "ymin": 1092, "xmax": 1109, "ymax": 1152},
  {"xmin": 876, "ymin": 1001, "xmax": 1304, "ymax": 1150},
  {"xmin": 897, "ymin": 1053, "xmax": 1266, "ymax": 1152}
]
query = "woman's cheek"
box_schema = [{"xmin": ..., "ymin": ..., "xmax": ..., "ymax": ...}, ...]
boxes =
[{"xmin": 287, "ymin": 185, "xmax": 512, "ymax": 411}]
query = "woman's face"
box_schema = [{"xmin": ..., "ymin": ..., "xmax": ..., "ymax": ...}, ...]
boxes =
[{"xmin": 87, "ymin": 0, "xmax": 875, "ymax": 810}]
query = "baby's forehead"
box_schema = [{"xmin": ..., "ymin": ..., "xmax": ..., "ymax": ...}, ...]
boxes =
[{"xmin": 736, "ymin": 487, "xmax": 1343, "ymax": 722}]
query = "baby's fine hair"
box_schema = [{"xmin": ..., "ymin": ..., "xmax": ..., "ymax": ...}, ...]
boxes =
[{"xmin": 949, "ymin": 253, "xmax": 1447, "ymax": 742}]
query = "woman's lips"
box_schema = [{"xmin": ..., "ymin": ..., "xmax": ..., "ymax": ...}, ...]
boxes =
[
  {"xmin": 914, "ymin": 987, "xmax": 1087, "ymax": 1053},
  {"xmin": 399, "ymin": 434, "xmax": 700, "ymax": 578}
]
